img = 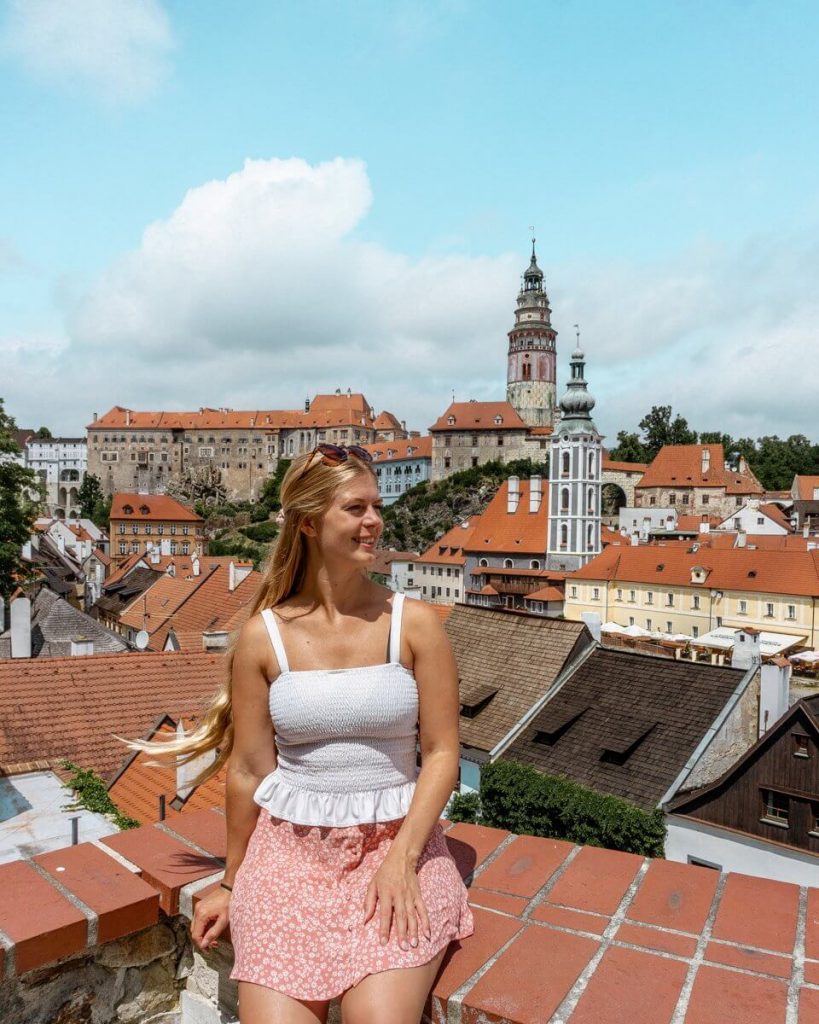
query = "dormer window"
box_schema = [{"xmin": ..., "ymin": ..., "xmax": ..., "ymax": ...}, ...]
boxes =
[
  {"xmin": 122, "ymin": 504, "xmax": 133, "ymax": 514},
  {"xmin": 447, "ymin": 416, "xmax": 455, "ymax": 425},
  {"xmin": 494, "ymin": 415, "xmax": 503, "ymax": 425},
  {"xmin": 139, "ymin": 505, "xmax": 150, "ymax": 515}
]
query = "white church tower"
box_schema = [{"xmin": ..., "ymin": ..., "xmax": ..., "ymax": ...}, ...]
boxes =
[{"xmin": 546, "ymin": 342, "xmax": 603, "ymax": 571}]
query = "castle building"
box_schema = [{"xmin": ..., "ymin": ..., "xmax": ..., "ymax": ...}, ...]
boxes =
[
  {"xmin": 506, "ymin": 240, "xmax": 557, "ymax": 429},
  {"xmin": 546, "ymin": 345, "xmax": 603, "ymax": 571}
]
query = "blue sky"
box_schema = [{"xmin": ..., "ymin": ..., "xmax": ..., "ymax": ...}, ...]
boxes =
[{"xmin": 2, "ymin": 0, "xmax": 819, "ymax": 441}]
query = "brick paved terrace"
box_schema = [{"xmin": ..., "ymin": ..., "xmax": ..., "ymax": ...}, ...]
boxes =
[{"xmin": 0, "ymin": 812, "xmax": 817, "ymax": 1023}]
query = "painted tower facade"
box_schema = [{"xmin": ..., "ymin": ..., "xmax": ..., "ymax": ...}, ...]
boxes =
[
  {"xmin": 546, "ymin": 346, "xmax": 603, "ymax": 571},
  {"xmin": 506, "ymin": 241, "xmax": 557, "ymax": 428}
]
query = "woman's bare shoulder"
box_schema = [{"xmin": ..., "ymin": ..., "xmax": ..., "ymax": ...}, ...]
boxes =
[{"xmin": 234, "ymin": 612, "xmax": 277, "ymax": 678}]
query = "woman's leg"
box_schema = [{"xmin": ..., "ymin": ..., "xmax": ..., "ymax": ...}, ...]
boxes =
[
  {"xmin": 238, "ymin": 981, "xmax": 330, "ymax": 1024},
  {"xmin": 339, "ymin": 948, "xmax": 447, "ymax": 1024}
]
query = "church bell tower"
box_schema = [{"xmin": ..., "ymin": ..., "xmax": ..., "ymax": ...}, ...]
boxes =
[{"xmin": 506, "ymin": 239, "xmax": 557, "ymax": 429}]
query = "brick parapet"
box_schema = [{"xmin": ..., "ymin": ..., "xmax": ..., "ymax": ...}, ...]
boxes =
[{"xmin": 0, "ymin": 813, "xmax": 816, "ymax": 1022}]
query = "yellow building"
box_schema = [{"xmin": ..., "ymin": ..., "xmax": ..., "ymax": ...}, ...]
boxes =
[{"xmin": 563, "ymin": 542, "xmax": 819, "ymax": 646}]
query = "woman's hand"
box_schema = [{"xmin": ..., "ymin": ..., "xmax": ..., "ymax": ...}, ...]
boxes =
[
  {"xmin": 362, "ymin": 849, "xmax": 432, "ymax": 951},
  {"xmin": 191, "ymin": 887, "xmax": 231, "ymax": 952}
]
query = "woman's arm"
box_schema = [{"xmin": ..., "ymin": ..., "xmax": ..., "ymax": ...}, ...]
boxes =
[
  {"xmin": 363, "ymin": 598, "xmax": 461, "ymax": 950},
  {"xmin": 191, "ymin": 615, "xmax": 278, "ymax": 950}
]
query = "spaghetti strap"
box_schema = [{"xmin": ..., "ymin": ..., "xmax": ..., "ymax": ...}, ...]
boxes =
[
  {"xmin": 260, "ymin": 608, "xmax": 290, "ymax": 675},
  {"xmin": 388, "ymin": 593, "xmax": 405, "ymax": 665}
]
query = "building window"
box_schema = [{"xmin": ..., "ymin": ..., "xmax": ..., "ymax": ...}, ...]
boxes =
[
  {"xmin": 118, "ymin": 542, "xmax": 127, "ymax": 554},
  {"xmin": 669, "ymin": 493, "xmax": 676, "ymax": 504},
  {"xmin": 761, "ymin": 790, "xmax": 789, "ymax": 827},
  {"xmin": 560, "ymin": 524, "xmax": 568, "ymax": 550},
  {"xmin": 132, "ymin": 525, "xmax": 139, "ymax": 534},
  {"xmin": 765, "ymin": 602, "xmax": 775, "ymax": 617},
  {"xmin": 787, "ymin": 604, "xmax": 796, "ymax": 620},
  {"xmin": 561, "ymin": 488, "xmax": 569, "ymax": 513},
  {"xmin": 616, "ymin": 588, "xmax": 623, "ymax": 601},
  {"xmin": 471, "ymin": 457, "xmax": 478, "ymax": 467},
  {"xmin": 118, "ymin": 524, "xmax": 126, "ymax": 535},
  {"xmin": 692, "ymin": 625, "xmax": 699, "ymax": 638},
  {"xmin": 646, "ymin": 618, "xmax": 653, "ymax": 630},
  {"xmin": 130, "ymin": 542, "xmax": 139, "ymax": 553},
  {"xmin": 666, "ymin": 621, "xmax": 673, "ymax": 633},
  {"xmin": 157, "ymin": 525, "xmax": 164, "ymax": 535},
  {"xmin": 182, "ymin": 543, "xmax": 189, "ymax": 555},
  {"xmin": 170, "ymin": 542, "xmax": 177, "ymax": 554},
  {"xmin": 629, "ymin": 590, "xmax": 636, "ymax": 602},
  {"xmin": 692, "ymin": 594, "xmax": 700, "ymax": 610},
  {"xmin": 682, "ymin": 494, "xmax": 689, "ymax": 505},
  {"xmin": 702, "ymin": 495, "xmax": 710, "ymax": 505},
  {"xmin": 471, "ymin": 434, "xmax": 478, "ymax": 446},
  {"xmin": 503, "ymin": 559, "xmax": 513, "ymax": 569},
  {"xmin": 570, "ymin": 585, "xmax": 577, "ymax": 599},
  {"xmin": 170, "ymin": 526, "xmax": 177, "ymax": 535},
  {"xmin": 444, "ymin": 457, "xmax": 451, "ymax": 469},
  {"xmin": 666, "ymin": 593, "xmax": 674, "ymax": 607},
  {"xmin": 646, "ymin": 592, "xmax": 654, "ymax": 605},
  {"xmin": 479, "ymin": 558, "xmax": 488, "ymax": 567},
  {"xmin": 561, "ymin": 451, "xmax": 570, "ymax": 478},
  {"xmin": 628, "ymin": 616, "xmax": 635, "ymax": 626},
  {"xmin": 794, "ymin": 735, "xmax": 810, "ymax": 758},
  {"xmin": 649, "ymin": 496, "xmax": 656, "ymax": 506},
  {"xmin": 530, "ymin": 560, "xmax": 540, "ymax": 570},
  {"xmin": 592, "ymin": 587, "xmax": 600, "ymax": 600},
  {"xmin": 738, "ymin": 599, "xmax": 747, "ymax": 614}
]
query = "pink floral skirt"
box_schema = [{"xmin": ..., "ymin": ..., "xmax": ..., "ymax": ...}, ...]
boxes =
[{"xmin": 229, "ymin": 812, "xmax": 474, "ymax": 1000}]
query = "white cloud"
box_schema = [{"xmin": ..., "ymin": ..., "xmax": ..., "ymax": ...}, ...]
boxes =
[
  {"xmin": 1, "ymin": 0, "xmax": 173, "ymax": 102},
  {"xmin": 5, "ymin": 155, "xmax": 819, "ymax": 444}
]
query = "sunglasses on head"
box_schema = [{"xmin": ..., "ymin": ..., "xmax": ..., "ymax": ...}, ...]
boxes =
[{"xmin": 297, "ymin": 443, "xmax": 374, "ymax": 480}]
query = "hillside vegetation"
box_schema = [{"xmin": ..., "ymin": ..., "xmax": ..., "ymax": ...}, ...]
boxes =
[{"xmin": 380, "ymin": 458, "xmax": 549, "ymax": 553}]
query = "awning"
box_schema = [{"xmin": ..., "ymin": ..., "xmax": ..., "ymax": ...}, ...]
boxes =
[{"xmin": 691, "ymin": 628, "xmax": 804, "ymax": 657}]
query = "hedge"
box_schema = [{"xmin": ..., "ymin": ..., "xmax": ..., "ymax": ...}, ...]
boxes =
[{"xmin": 462, "ymin": 760, "xmax": 666, "ymax": 857}]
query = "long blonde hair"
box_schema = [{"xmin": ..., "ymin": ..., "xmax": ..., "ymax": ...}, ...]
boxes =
[{"xmin": 127, "ymin": 450, "xmax": 377, "ymax": 783}]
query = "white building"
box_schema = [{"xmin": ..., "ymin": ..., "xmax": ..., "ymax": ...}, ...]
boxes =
[{"xmin": 25, "ymin": 436, "xmax": 88, "ymax": 517}]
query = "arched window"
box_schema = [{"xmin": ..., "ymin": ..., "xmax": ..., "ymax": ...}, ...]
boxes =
[
  {"xmin": 587, "ymin": 487, "xmax": 594, "ymax": 514},
  {"xmin": 522, "ymin": 362, "xmax": 531, "ymax": 380},
  {"xmin": 530, "ymin": 559, "xmax": 541, "ymax": 570},
  {"xmin": 503, "ymin": 558, "xmax": 514, "ymax": 569},
  {"xmin": 560, "ymin": 524, "xmax": 568, "ymax": 550},
  {"xmin": 587, "ymin": 523, "xmax": 594, "ymax": 548},
  {"xmin": 561, "ymin": 487, "xmax": 569, "ymax": 512},
  {"xmin": 478, "ymin": 558, "xmax": 488, "ymax": 567},
  {"xmin": 561, "ymin": 451, "xmax": 570, "ymax": 477},
  {"xmin": 588, "ymin": 451, "xmax": 595, "ymax": 475}
]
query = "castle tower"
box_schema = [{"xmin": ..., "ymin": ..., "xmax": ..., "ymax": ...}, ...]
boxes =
[
  {"xmin": 546, "ymin": 344, "xmax": 603, "ymax": 571},
  {"xmin": 506, "ymin": 239, "xmax": 557, "ymax": 428}
]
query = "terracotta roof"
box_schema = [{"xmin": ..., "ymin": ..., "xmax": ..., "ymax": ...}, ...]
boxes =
[
  {"xmin": 92, "ymin": 547, "xmax": 112, "ymax": 566},
  {"xmin": 506, "ymin": 647, "xmax": 747, "ymax": 811},
  {"xmin": 361, "ymin": 436, "xmax": 433, "ymax": 461},
  {"xmin": 602, "ymin": 457, "xmax": 649, "ymax": 473},
  {"xmin": 568, "ymin": 543, "xmax": 819, "ymax": 597},
  {"xmin": 527, "ymin": 426, "xmax": 554, "ymax": 436},
  {"xmin": 104, "ymin": 552, "xmax": 239, "ymax": 588},
  {"xmin": 794, "ymin": 475, "xmax": 819, "ymax": 501},
  {"xmin": 110, "ymin": 493, "xmax": 203, "ymax": 523},
  {"xmin": 0, "ymin": 651, "xmax": 225, "ymax": 779},
  {"xmin": 418, "ymin": 519, "xmax": 476, "ymax": 566},
  {"xmin": 699, "ymin": 533, "xmax": 817, "ymax": 551},
  {"xmin": 429, "ymin": 401, "xmax": 527, "ymax": 432},
  {"xmin": 108, "ymin": 720, "xmax": 226, "ymax": 824},
  {"xmin": 637, "ymin": 445, "xmax": 764, "ymax": 495},
  {"xmin": 669, "ymin": 515, "xmax": 722, "ymax": 532},
  {"xmin": 465, "ymin": 479, "xmax": 549, "ymax": 556},
  {"xmin": 372, "ymin": 410, "xmax": 403, "ymax": 430},
  {"xmin": 759, "ymin": 503, "xmax": 793, "ymax": 531},
  {"xmin": 368, "ymin": 549, "xmax": 419, "ymax": 575},
  {"xmin": 445, "ymin": 606, "xmax": 591, "ymax": 754},
  {"xmin": 524, "ymin": 585, "xmax": 565, "ymax": 602}
]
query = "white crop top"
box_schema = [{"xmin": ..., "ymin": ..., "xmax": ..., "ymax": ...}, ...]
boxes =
[{"xmin": 252, "ymin": 593, "xmax": 419, "ymax": 827}]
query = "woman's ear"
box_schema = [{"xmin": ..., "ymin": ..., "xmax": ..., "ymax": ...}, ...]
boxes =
[{"xmin": 300, "ymin": 515, "xmax": 318, "ymax": 538}]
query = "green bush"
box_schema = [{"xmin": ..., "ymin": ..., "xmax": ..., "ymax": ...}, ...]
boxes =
[
  {"xmin": 61, "ymin": 760, "xmax": 141, "ymax": 830},
  {"xmin": 477, "ymin": 760, "xmax": 666, "ymax": 857},
  {"xmin": 447, "ymin": 790, "xmax": 481, "ymax": 824},
  {"xmin": 241, "ymin": 519, "xmax": 279, "ymax": 543}
]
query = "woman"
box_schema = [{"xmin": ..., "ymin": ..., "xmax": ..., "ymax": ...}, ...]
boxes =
[{"xmin": 145, "ymin": 444, "xmax": 473, "ymax": 1024}]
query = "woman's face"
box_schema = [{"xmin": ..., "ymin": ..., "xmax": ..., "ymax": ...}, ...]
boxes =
[{"xmin": 313, "ymin": 471, "xmax": 384, "ymax": 566}]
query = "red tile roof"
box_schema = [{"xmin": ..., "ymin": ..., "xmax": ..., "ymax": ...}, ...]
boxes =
[
  {"xmin": 525, "ymin": 585, "xmax": 565, "ymax": 602},
  {"xmin": 602, "ymin": 457, "xmax": 649, "ymax": 473},
  {"xmin": 361, "ymin": 436, "xmax": 433, "ymax": 461},
  {"xmin": 110, "ymin": 493, "xmax": 203, "ymax": 523},
  {"xmin": 759, "ymin": 503, "xmax": 793, "ymax": 531},
  {"xmin": 0, "ymin": 651, "xmax": 225, "ymax": 779},
  {"xmin": 373, "ymin": 410, "xmax": 403, "ymax": 430},
  {"xmin": 466, "ymin": 479, "xmax": 549, "ymax": 556},
  {"xmin": 430, "ymin": 401, "xmax": 527, "ymax": 432},
  {"xmin": 794, "ymin": 475, "xmax": 819, "ymax": 501},
  {"xmin": 637, "ymin": 445, "xmax": 763, "ymax": 495},
  {"xmin": 418, "ymin": 519, "xmax": 477, "ymax": 565},
  {"xmin": 569, "ymin": 543, "xmax": 819, "ymax": 597}
]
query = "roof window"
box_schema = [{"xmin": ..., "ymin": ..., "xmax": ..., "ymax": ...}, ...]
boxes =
[
  {"xmin": 122, "ymin": 504, "xmax": 133, "ymax": 514},
  {"xmin": 460, "ymin": 683, "xmax": 499, "ymax": 718},
  {"xmin": 600, "ymin": 715, "xmax": 656, "ymax": 765},
  {"xmin": 533, "ymin": 705, "xmax": 588, "ymax": 746}
]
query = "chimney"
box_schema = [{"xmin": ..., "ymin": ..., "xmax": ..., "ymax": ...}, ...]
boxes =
[
  {"xmin": 630, "ymin": 532, "xmax": 639, "ymax": 546},
  {"xmin": 701, "ymin": 448, "xmax": 711, "ymax": 474},
  {"xmin": 731, "ymin": 628, "xmax": 761, "ymax": 670},
  {"xmin": 70, "ymin": 637, "xmax": 94, "ymax": 657},
  {"xmin": 507, "ymin": 476, "xmax": 521, "ymax": 514},
  {"xmin": 192, "ymin": 554, "xmax": 200, "ymax": 576},
  {"xmin": 804, "ymin": 524, "xmax": 810, "ymax": 539},
  {"xmin": 758, "ymin": 657, "xmax": 791, "ymax": 737},
  {"xmin": 229, "ymin": 561, "xmax": 253, "ymax": 591},
  {"xmin": 10, "ymin": 597, "xmax": 32, "ymax": 659},
  {"xmin": 125, "ymin": 409, "xmax": 131, "ymax": 427},
  {"xmin": 305, "ymin": 396, "xmax": 310, "ymax": 411},
  {"xmin": 175, "ymin": 720, "xmax": 217, "ymax": 800},
  {"xmin": 529, "ymin": 476, "xmax": 542, "ymax": 513},
  {"xmin": 93, "ymin": 412, "xmax": 98, "ymax": 422}
]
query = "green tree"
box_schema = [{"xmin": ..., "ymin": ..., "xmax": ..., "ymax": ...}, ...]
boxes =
[
  {"xmin": 91, "ymin": 494, "xmax": 112, "ymax": 530},
  {"xmin": 77, "ymin": 472, "xmax": 104, "ymax": 519},
  {"xmin": 259, "ymin": 458, "xmax": 292, "ymax": 514},
  {"xmin": 608, "ymin": 430, "xmax": 650, "ymax": 464},
  {"xmin": 638, "ymin": 405, "xmax": 698, "ymax": 458},
  {"xmin": 35, "ymin": 426, "xmax": 52, "ymax": 438},
  {"xmin": 0, "ymin": 398, "xmax": 39, "ymax": 598}
]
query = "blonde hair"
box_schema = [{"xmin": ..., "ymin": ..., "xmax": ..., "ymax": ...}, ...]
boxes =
[{"xmin": 126, "ymin": 451, "xmax": 377, "ymax": 784}]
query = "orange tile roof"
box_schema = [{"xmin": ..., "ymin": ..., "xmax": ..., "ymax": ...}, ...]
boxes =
[
  {"xmin": 673, "ymin": 515, "xmax": 723, "ymax": 532},
  {"xmin": 637, "ymin": 445, "xmax": 763, "ymax": 495},
  {"xmin": 119, "ymin": 575, "xmax": 205, "ymax": 642},
  {"xmin": 759, "ymin": 503, "xmax": 793, "ymax": 531},
  {"xmin": 429, "ymin": 401, "xmax": 527, "ymax": 432},
  {"xmin": 361, "ymin": 436, "xmax": 433, "ymax": 461},
  {"xmin": 602, "ymin": 457, "xmax": 649, "ymax": 473},
  {"xmin": 110, "ymin": 493, "xmax": 203, "ymax": 523},
  {"xmin": 418, "ymin": 518, "xmax": 476, "ymax": 565},
  {"xmin": 105, "ymin": 553, "xmax": 241, "ymax": 588},
  {"xmin": 108, "ymin": 721, "xmax": 226, "ymax": 825},
  {"xmin": 0, "ymin": 651, "xmax": 226, "ymax": 779},
  {"xmin": 373, "ymin": 410, "xmax": 403, "ymax": 430},
  {"xmin": 465, "ymin": 479, "xmax": 549, "ymax": 556},
  {"xmin": 525, "ymin": 585, "xmax": 565, "ymax": 602},
  {"xmin": 569, "ymin": 543, "xmax": 819, "ymax": 597},
  {"xmin": 794, "ymin": 475, "xmax": 819, "ymax": 501}
]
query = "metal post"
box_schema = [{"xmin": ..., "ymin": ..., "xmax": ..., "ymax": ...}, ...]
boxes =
[
  {"xmin": 70, "ymin": 816, "xmax": 79, "ymax": 846},
  {"xmin": 159, "ymin": 794, "xmax": 166, "ymax": 821}
]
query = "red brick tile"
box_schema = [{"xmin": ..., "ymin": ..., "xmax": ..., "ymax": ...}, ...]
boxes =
[
  {"xmin": 431, "ymin": 906, "xmax": 524, "ymax": 1003},
  {"xmin": 102, "ymin": 825, "xmax": 222, "ymax": 914},
  {"xmin": 445, "ymin": 822, "xmax": 511, "ymax": 882},
  {"xmin": 804, "ymin": 960, "xmax": 819, "ymax": 986},
  {"xmin": 685, "ymin": 965, "xmax": 788, "ymax": 1024},
  {"xmin": 545, "ymin": 846, "xmax": 643, "ymax": 916},
  {"xmin": 35, "ymin": 843, "xmax": 159, "ymax": 944},
  {"xmin": 711, "ymin": 873, "xmax": 799, "ymax": 955},
  {"xmin": 569, "ymin": 945, "xmax": 688, "ymax": 1024},
  {"xmin": 0, "ymin": 861, "xmax": 87, "ymax": 973},
  {"xmin": 461, "ymin": 924, "xmax": 598, "ymax": 1024},
  {"xmin": 468, "ymin": 887, "xmax": 529, "ymax": 917},
  {"xmin": 163, "ymin": 808, "xmax": 227, "ymax": 859},
  {"xmin": 806, "ymin": 889, "xmax": 819, "ymax": 962},
  {"xmin": 615, "ymin": 922, "xmax": 698, "ymax": 958},
  {"xmin": 473, "ymin": 834, "xmax": 574, "ymax": 898},
  {"xmin": 530, "ymin": 904, "xmax": 609, "ymax": 936},
  {"xmin": 704, "ymin": 940, "xmax": 791, "ymax": 980},
  {"xmin": 799, "ymin": 987, "xmax": 819, "ymax": 1023},
  {"xmin": 626, "ymin": 858, "xmax": 718, "ymax": 934}
]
